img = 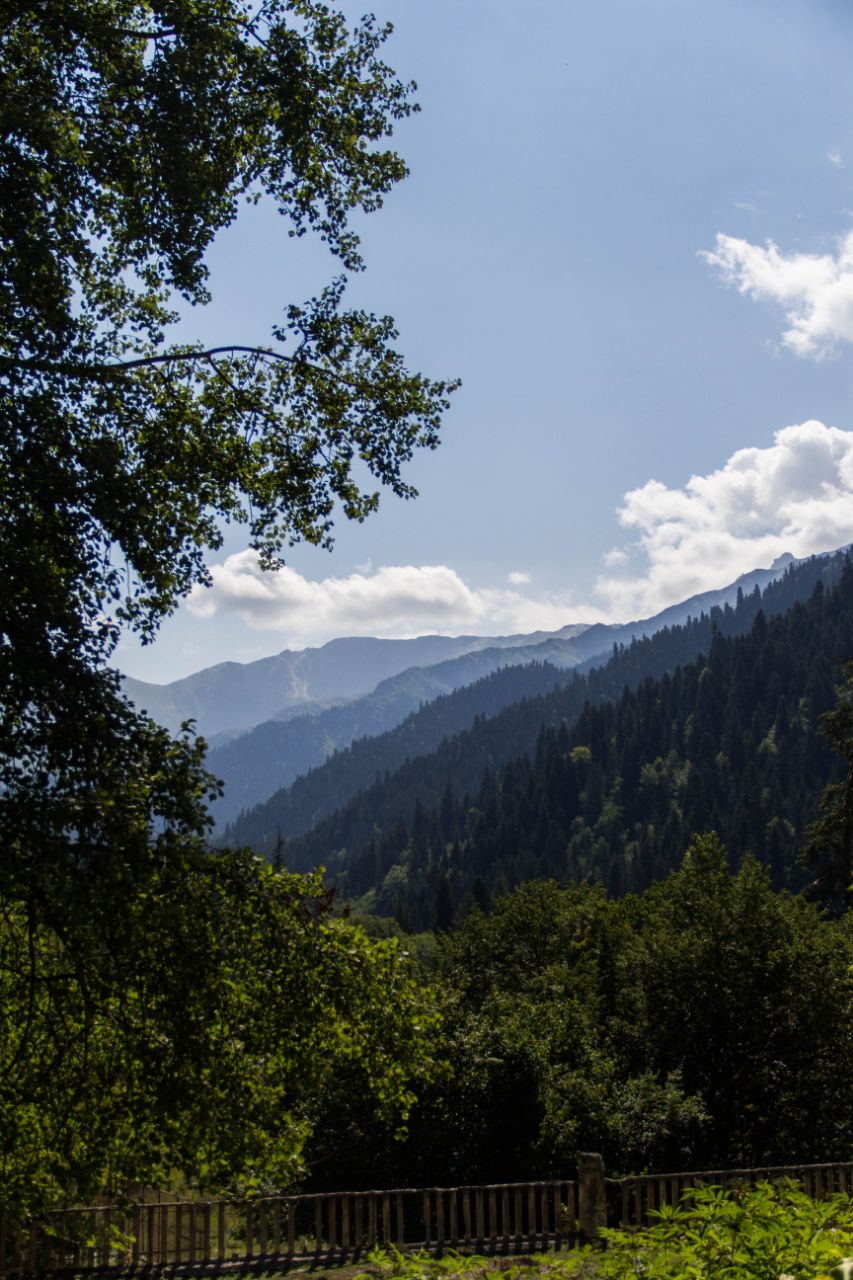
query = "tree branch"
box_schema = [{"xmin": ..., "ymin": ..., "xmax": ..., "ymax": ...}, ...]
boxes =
[
  {"xmin": 108, "ymin": 28, "xmax": 178, "ymax": 39},
  {"xmin": 0, "ymin": 346, "xmax": 347, "ymax": 385},
  {"xmin": 105, "ymin": 13, "xmax": 268, "ymax": 46}
]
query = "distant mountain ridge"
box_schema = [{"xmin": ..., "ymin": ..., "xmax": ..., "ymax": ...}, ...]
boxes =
[
  {"xmin": 207, "ymin": 629, "xmax": 612, "ymax": 825},
  {"xmin": 261, "ymin": 548, "xmax": 851, "ymax": 923},
  {"xmin": 564, "ymin": 552, "xmax": 799, "ymax": 663},
  {"xmin": 121, "ymin": 624, "xmax": 594, "ymax": 739},
  {"xmin": 222, "ymin": 550, "xmax": 843, "ymax": 850},
  {"xmin": 123, "ymin": 551, "xmax": 843, "ymax": 831},
  {"xmin": 208, "ymin": 558, "xmax": 806, "ymax": 827},
  {"xmin": 121, "ymin": 556, "xmax": 804, "ymax": 742}
]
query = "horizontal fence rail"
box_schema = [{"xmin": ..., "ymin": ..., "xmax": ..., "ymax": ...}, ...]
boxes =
[
  {"xmin": 4, "ymin": 1156, "xmax": 853, "ymax": 1275},
  {"xmin": 606, "ymin": 1160, "xmax": 853, "ymax": 1232},
  {"xmin": 0, "ymin": 1179, "xmax": 581, "ymax": 1275}
]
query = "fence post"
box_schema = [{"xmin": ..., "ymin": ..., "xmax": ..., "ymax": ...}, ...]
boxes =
[{"xmin": 578, "ymin": 1153, "xmax": 607, "ymax": 1242}]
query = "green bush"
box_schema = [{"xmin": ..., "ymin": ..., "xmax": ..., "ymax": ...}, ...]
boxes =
[
  {"xmin": 356, "ymin": 1181, "xmax": 853, "ymax": 1280},
  {"xmin": 593, "ymin": 1182, "xmax": 853, "ymax": 1279}
]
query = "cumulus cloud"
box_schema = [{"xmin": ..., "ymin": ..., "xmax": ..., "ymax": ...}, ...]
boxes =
[
  {"xmin": 188, "ymin": 557, "xmax": 600, "ymax": 645},
  {"xmin": 828, "ymin": 147, "xmax": 843, "ymax": 168},
  {"xmin": 188, "ymin": 422, "xmax": 853, "ymax": 645},
  {"xmin": 701, "ymin": 230, "xmax": 853, "ymax": 356},
  {"xmin": 595, "ymin": 419, "xmax": 853, "ymax": 618}
]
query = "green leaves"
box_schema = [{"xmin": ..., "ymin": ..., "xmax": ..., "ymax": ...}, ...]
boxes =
[
  {"xmin": 336, "ymin": 838, "xmax": 853, "ymax": 1192},
  {"xmin": 350, "ymin": 1184, "xmax": 853, "ymax": 1280},
  {"xmin": 1, "ymin": 0, "xmax": 457, "ymax": 655},
  {"xmin": 0, "ymin": 0, "xmax": 453, "ymax": 1223},
  {"xmin": 595, "ymin": 1182, "xmax": 853, "ymax": 1280},
  {"xmin": 0, "ymin": 851, "xmax": 441, "ymax": 1220}
]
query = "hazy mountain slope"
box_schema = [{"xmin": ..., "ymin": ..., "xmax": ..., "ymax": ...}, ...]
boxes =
[
  {"xmin": 215, "ymin": 659, "xmax": 575, "ymax": 833},
  {"xmin": 205, "ymin": 695, "xmax": 359, "ymax": 749},
  {"xmin": 122, "ymin": 624, "xmax": 598, "ymax": 739},
  {"xmin": 222, "ymin": 553, "xmax": 828, "ymax": 845},
  {"xmin": 209, "ymin": 634, "xmax": 594, "ymax": 826},
  {"xmin": 121, "ymin": 633, "xmax": 517, "ymax": 737},
  {"xmin": 239, "ymin": 551, "xmax": 847, "ymax": 869},
  {"xmin": 211, "ymin": 557, "xmax": 812, "ymax": 827}
]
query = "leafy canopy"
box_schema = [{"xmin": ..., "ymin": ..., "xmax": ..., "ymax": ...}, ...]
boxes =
[
  {"xmin": 0, "ymin": 0, "xmax": 453, "ymax": 1217},
  {"xmin": 2, "ymin": 0, "xmax": 459, "ymax": 908},
  {"xmin": 1, "ymin": 0, "xmax": 456, "ymax": 654},
  {"xmin": 0, "ymin": 853, "xmax": 441, "ymax": 1216},
  {"xmin": 314, "ymin": 838, "xmax": 853, "ymax": 1190}
]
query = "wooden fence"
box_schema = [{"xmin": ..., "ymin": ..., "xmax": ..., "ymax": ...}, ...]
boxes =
[
  {"xmin": 607, "ymin": 1158, "xmax": 853, "ymax": 1233},
  {"xmin": 3, "ymin": 1155, "xmax": 853, "ymax": 1275},
  {"xmin": 0, "ymin": 1179, "xmax": 580, "ymax": 1275}
]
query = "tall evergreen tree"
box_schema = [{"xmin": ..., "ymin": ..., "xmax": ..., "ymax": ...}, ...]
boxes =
[{"xmin": 803, "ymin": 656, "xmax": 853, "ymax": 906}]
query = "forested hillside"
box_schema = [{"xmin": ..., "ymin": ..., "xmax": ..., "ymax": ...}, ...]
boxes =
[
  {"xmin": 328, "ymin": 565, "xmax": 852, "ymax": 927},
  {"xmin": 250, "ymin": 553, "xmax": 849, "ymax": 922},
  {"xmin": 209, "ymin": 639, "xmax": 591, "ymax": 826},
  {"xmin": 224, "ymin": 556, "xmax": 818, "ymax": 845},
  {"xmin": 219, "ymin": 660, "xmax": 577, "ymax": 838}
]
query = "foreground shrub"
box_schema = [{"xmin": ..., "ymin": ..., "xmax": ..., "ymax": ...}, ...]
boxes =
[
  {"xmin": 594, "ymin": 1181, "xmax": 853, "ymax": 1279},
  {"xmin": 358, "ymin": 1181, "xmax": 853, "ymax": 1280}
]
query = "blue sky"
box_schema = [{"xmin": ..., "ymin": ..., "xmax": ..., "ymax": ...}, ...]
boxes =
[{"xmin": 120, "ymin": 0, "xmax": 853, "ymax": 682}]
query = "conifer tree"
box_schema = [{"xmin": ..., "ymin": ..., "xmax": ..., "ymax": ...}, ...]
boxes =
[{"xmin": 803, "ymin": 657, "xmax": 853, "ymax": 906}]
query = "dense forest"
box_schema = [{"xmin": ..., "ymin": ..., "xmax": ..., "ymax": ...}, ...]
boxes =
[
  {"xmin": 230, "ymin": 550, "xmax": 845, "ymax": 859},
  {"xmin": 215, "ymin": 658, "xmax": 579, "ymax": 831},
  {"xmin": 240, "ymin": 554, "xmax": 853, "ymax": 1196},
  {"xmin": 248, "ymin": 553, "xmax": 850, "ymax": 930},
  {"xmin": 305, "ymin": 837, "xmax": 853, "ymax": 1190}
]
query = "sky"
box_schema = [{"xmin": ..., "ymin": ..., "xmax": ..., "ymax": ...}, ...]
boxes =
[{"xmin": 120, "ymin": 0, "xmax": 853, "ymax": 683}]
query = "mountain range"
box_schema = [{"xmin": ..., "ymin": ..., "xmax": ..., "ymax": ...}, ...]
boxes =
[
  {"xmin": 229, "ymin": 547, "xmax": 845, "ymax": 862},
  {"xmin": 121, "ymin": 551, "xmax": 815, "ymax": 833},
  {"xmin": 267, "ymin": 549, "xmax": 852, "ymax": 930},
  {"xmin": 122, "ymin": 625, "xmax": 593, "ymax": 739}
]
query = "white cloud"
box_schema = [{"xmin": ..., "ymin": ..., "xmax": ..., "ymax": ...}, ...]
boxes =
[
  {"xmin": 701, "ymin": 230, "xmax": 853, "ymax": 356},
  {"xmin": 828, "ymin": 147, "xmax": 843, "ymax": 168},
  {"xmin": 189, "ymin": 557, "xmax": 602, "ymax": 645},
  {"xmin": 595, "ymin": 420, "xmax": 853, "ymax": 618},
  {"xmin": 188, "ymin": 422, "xmax": 853, "ymax": 645}
]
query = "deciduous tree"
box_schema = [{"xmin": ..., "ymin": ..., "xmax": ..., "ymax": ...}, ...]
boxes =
[{"xmin": 0, "ymin": 0, "xmax": 453, "ymax": 1216}]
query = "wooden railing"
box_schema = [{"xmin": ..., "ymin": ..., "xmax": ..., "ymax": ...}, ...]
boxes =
[
  {"xmin": 0, "ymin": 1179, "xmax": 580, "ymax": 1275},
  {"xmin": 606, "ymin": 1159, "xmax": 853, "ymax": 1232},
  {"xmin": 4, "ymin": 1155, "xmax": 853, "ymax": 1274}
]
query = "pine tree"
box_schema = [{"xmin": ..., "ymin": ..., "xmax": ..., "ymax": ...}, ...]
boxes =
[{"xmin": 802, "ymin": 660, "xmax": 853, "ymax": 906}]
